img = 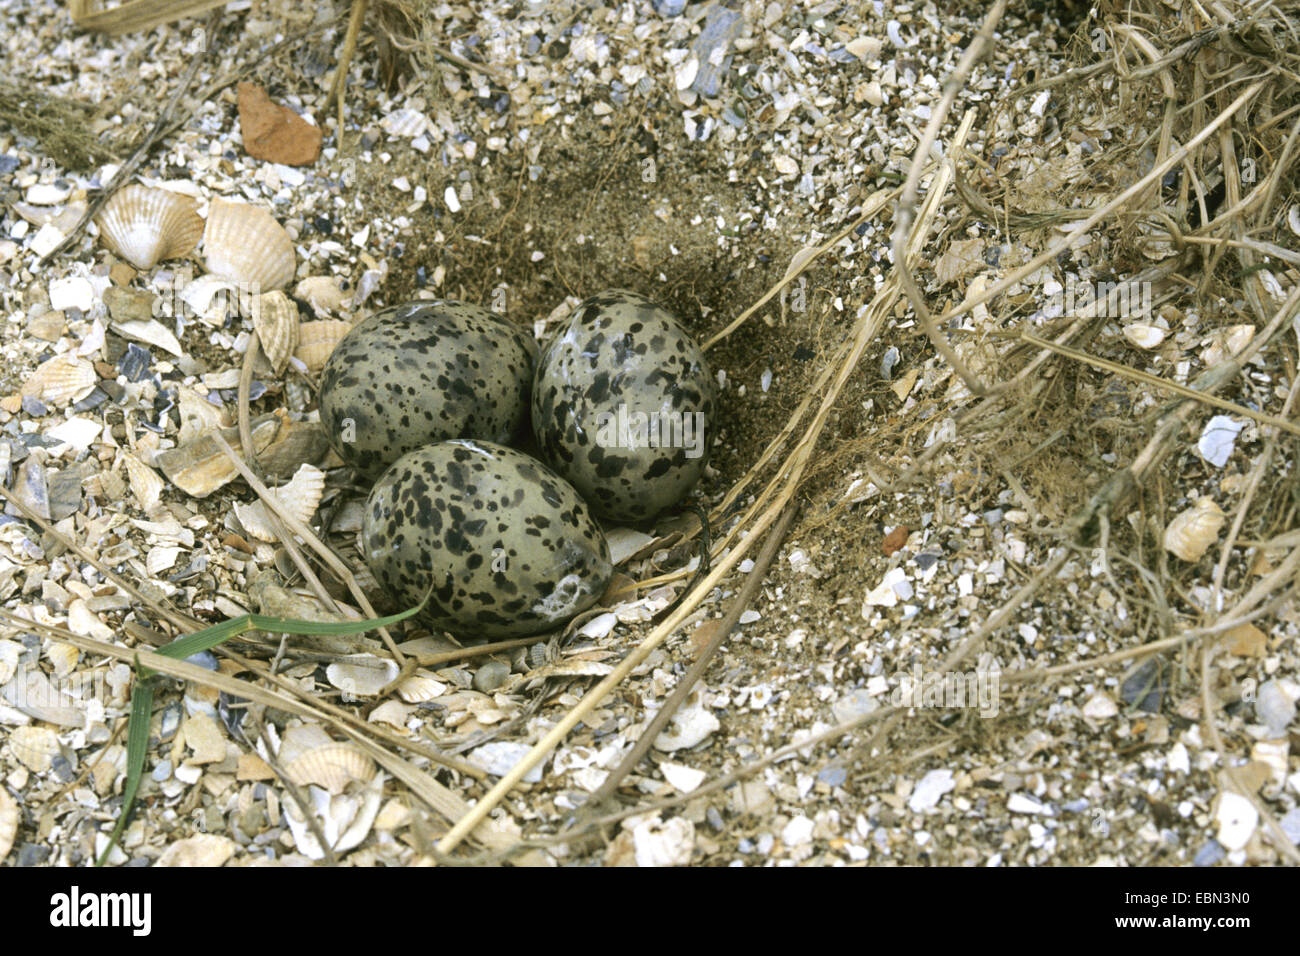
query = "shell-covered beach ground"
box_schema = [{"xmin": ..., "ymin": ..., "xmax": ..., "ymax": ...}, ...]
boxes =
[{"xmin": 0, "ymin": 0, "xmax": 1298, "ymax": 867}]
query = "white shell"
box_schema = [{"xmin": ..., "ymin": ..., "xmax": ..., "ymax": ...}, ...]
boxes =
[
  {"xmin": 203, "ymin": 198, "xmax": 296, "ymax": 292},
  {"xmin": 293, "ymin": 319, "xmax": 353, "ymax": 374},
  {"xmin": 326, "ymin": 654, "xmax": 400, "ymax": 697},
  {"xmin": 0, "ymin": 787, "xmax": 16, "ymax": 864},
  {"xmin": 283, "ymin": 772, "xmax": 384, "ymax": 859},
  {"xmin": 1122, "ymin": 324, "xmax": 1167, "ymax": 349},
  {"xmin": 179, "ymin": 274, "xmax": 242, "ymax": 326},
  {"xmin": 94, "ymin": 184, "xmax": 203, "ymax": 270},
  {"xmin": 251, "ymin": 291, "xmax": 299, "ymax": 373},
  {"xmin": 7, "ymin": 725, "xmax": 61, "ymax": 773},
  {"xmin": 233, "ymin": 463, "xmax": 324, "ymax": 543},
  {"xmin": 1164, "ymin": 496, "xmax": 1225, "ymax": 562},
  {"xmin": 21, "ymin": 354, "xmax": 97, "ymax": 407},
  {"xmin": 395, "ymin": 673, "xmax": 448, "ymax": 703}
]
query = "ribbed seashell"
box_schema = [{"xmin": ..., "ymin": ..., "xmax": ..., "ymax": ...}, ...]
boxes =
[
  {"xmin": 1122, "ymin": 324, "xmax": 1167, "ymax": 349},
  {"xmin": 0, "ymin": 787, "xmax": 16, "ymax": 864},
  {"xmin": 326, "ymin": 654, "xmax": 400, "ymax": 697},
  {"xmin": 7, "ymin": 725, "xmax": 61, "ymax": 773},
  {"xmin": 294, "ymin": 276, "xmax": 350, "ymax": 317},
  {"xmin": 395, "ymin": 673, "xmax": 448, "ymax": 703},
  {"xmin": 251, "ymin": 290, "xmax": 299, "ymax": 373},
  {"xmin": 203, "ymin": 198, "xmax": 296, "ymax": 292},
  {"xmin": 21, "ymin": 354, "xmax": 97, "ymax": 407},
  {"xmin": 1164, "ymin": 496, "xmax": 1225, "ymax": 562},
  {"xmin": 293, "ymin": 319, "xmax": 353, "ymax": 374},
  {"xmin": 284, "ymin": 741, "xmax": 375, "ymax": 795},
  {"xmin": 122, "ymin": 452, "xmax": 165, "ymax": 513},
  {"xmin": 232, "ymin": 463, "xmax": 324, "ymax": 543},
  {"xmin": 94, "ymin": 184, "xmax": 203, "ymax": 270}
]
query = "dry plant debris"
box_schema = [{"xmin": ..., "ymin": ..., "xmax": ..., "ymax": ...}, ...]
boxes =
[{"xmin": 0, "ymin": 0, "xmax": 1297, "ymax": 867}]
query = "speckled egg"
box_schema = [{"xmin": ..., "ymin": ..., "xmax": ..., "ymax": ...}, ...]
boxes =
[
  {"xmin": 531, "ymin": 289, "xmax": 716, "ymax": 523},
  {"xmin": 362, "ymin": 439, "xmax": 613, "ymax": 638},
  {"xmin": 319, "ymin": 300, "xmax": 537, "ymax": 480}
]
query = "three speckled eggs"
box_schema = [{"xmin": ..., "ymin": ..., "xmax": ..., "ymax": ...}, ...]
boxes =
[{"xmin": 325, "ymin": 292, "xmax": 715, "ymax": 637}]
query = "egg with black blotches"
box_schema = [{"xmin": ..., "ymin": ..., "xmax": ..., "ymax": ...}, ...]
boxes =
[
  {"xmin": 532, "ymin": 289, "xmax": 716, "ymax": 523},
  {"xmin": 362, "ymin": 439, "xmax": 613, "ymax": 638},
  {"xmin": 320, "ymin": 300, "xmax": 537, "ymax": 480}
]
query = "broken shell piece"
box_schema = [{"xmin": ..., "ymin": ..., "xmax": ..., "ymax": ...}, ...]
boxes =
[
  {"xmin": 294, "ymin": 275, "xmax": 350, "ymax": 317},
  {"xmin": 20, "ymin": 354, "xmax": 97, "ymax": 408},
  {"xmin": 1164, "ymin": 496, "xmax": 1225, "ymax": 562},
  {"xmin": 395, "ymin": 673, "xmax": 447, "ymax": 703},
  {"xmin": 45, "ymin": 642, "xmax": 79, "ymax": 679},
  {"xmin": 7, "ymin": 725, "xmax": 61, "ymax": 773},
  {"xmin": 1122, "ymin": 324, "xmax": 1167, "ymax": 349},
  {"xmin": 283, "ymin": 772, "xmax": 384, "ymax": 859},
  {"xmin": 232, "ymin": 463, "xmax": 325, "ymax": 542},
  {"xmin": 153, "ymin": 412, "xmax": 282, "ymax": 497},
  {"xmin": 203, "ymin": 198, "xmax": 296, "ymax": 291},
  {"xmin": 0, "ymin": 787, "xmax": 16, "ymax": 863},
  {"xmin": 177, "ymin": 385, "xmax": 228, "ymax": 446},
  {"xmin": 251, "ymin": 290, "xmax": 299, "ymax": 373},
  {"xmin": 122, "ymin": 453, "xmax": 165, "ymax": 512},
  {"xmin": 293, "ymin": 319, "xmax": 353, "ymax": 374},
  {"xmin": 155, "ymin": 833, "xmax": 239, "ymax": 867},
  {"xmin": 654, "ymin": 688, "xmax": 720, "ymax": 752},
  {"xmin": 94, "ymin": 184, "xmax": 203, "ymax": 270},
  {"xmin": 179, "ymin": 274, "xmax": 243, "ymax": 326},
  {"xmin": 1201, "ymin": 325, "xmax": 1255, "ymax": 367},
  {"xmin": 326, "ymin": 654, "xmax": 400, "ymax": 697}
]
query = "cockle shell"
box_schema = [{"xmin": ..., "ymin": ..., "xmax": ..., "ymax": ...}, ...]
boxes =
[
  {"xmin": 20, "ymin": 354, "xmax": 98, "ymax": 407},
  {"xmin": 395, "ymin": 673, "xmax": 448, "ymax": 703},
  {"xmin": 232, "ymin": 462, "xmax": 325, "ymax": 542},
  {"xmin": 203, "ymin": 198, "xmax": 296, "ymax": 292},
  {"xmin": 278, "ymin": 724, "xmax": 375, "ymax": 795},
  {"xmin": 94, "ymin": 184, "xmax": 203, "ymax": 270},
  {"xmin": 0, "ymin": 787, "xmax": 16, "ymax": 864},
  {"xmin": 1164, "ymin": 496, "xmax": 1225, "ymax": 562},
  {"xmin": 7, "ymin": 725, "xmax": 61, "ymax": 773},
  {"xmin": 251, "ymin": 290, "xmax": 299, "ymax": 373},
  {"xmin": 294, "ymin": 319, "xmax": 353, "ymax": 374}
]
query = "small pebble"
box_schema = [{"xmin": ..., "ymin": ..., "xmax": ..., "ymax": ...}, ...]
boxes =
[
  {"xmin": 1255, "ymin": 680, "xmax": 1295, "ymax": 735},
  {"xmin": 473, "ymin": 659, "xmax": 511, "ymax": 693},
  {"xmin": 1193, "ymin": 839, "xmax": 1226, "ymax": 867}
]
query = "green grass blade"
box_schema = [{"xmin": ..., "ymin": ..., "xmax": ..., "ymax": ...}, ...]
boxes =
[
  {"xmin": 95, "ymin": 666, "xmax": 154, "ymax": 866},
  {"xmin": 99, "ymin": 590, "xmax": 431, "ymax": 864},
  {"xmin": 150, "ymin": 599, "xmax": 428, "ymax": 667}
]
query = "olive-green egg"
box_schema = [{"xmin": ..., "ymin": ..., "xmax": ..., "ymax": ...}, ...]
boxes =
[
  {"xmin": 361, "ymin": 440, "xmax": 613, "ymax": 638},
  {"xmin": 320, "ymin": 300, "xmax": 537, "ymax": 480},
  {"xmin": 531, "ymin": 289, "xmax": 716, "ymax": 523}
]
